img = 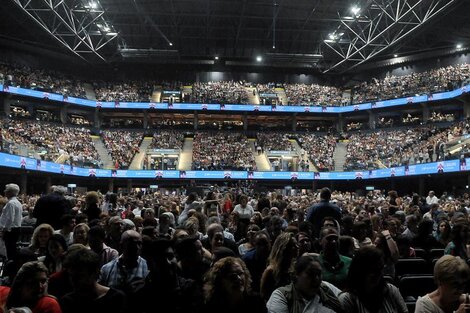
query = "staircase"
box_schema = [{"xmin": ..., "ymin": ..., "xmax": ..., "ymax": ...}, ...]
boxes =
[
  {"xmin": 275, "ymin": 88, "xmax": 288, "ymax": 105},
  {"xmin": 83, "ymin": 83, "xmax": 96, "ymax": 100},
  {"xmin": 151, "ymin": 89, "xmax": 161, "ymax": 102},
  {"xmin": 247, "ymin": 87, "xmax": 260, "ymax": 104},
  {"xmin": 178, "ymin": 137, "xmax": 194, "ymax": 170},
  {"xmin": 129, "ymin": 137, "xmax": 153, "ymax": 170},
  {"xmin": 333, "ymin": 142, "xmax": 348, "ymax": 172},
  {"xmin": 249, "ymin": 139, "xmax": 271, "ymax": 171},
  {"xmin": 290, "ymin": 139, "xmax": 317, "ymax": 171},
  {"xmin": 91, "ymin": 135, "xmax": 114, "ymax": 169}
]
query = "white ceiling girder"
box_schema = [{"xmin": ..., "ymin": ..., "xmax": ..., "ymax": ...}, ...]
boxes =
[
  {"xmin": 11, "ymin": 0, "xmax": 120, "ymax": 62},
  {"xmin": 323, "ymin": 0, "xmax": 459, "ymax": 73}
]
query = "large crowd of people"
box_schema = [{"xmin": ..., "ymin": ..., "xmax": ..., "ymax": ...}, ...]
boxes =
[
  {"xmin": 149, "ymin": 130, "xmax": 185, "ymax": 150},
  {"xmin": 101, "ymin": 130, "xmax": 143, "ymax": 169},
  {"xmin": 0, "ymin": 184, "xmax": 468, "ymax": 313},
  {"xmin": 93, "ymin": 81, "xmax": 154, "ymax": 102},
  {"xmin": 298, "ymin": 134, "xmax": 337, "ymax": 171},
  {"xmin": 1, "ymin": 60, "xmax": 470, "ymax": 106},
  {"xmin": 352, "ymin": 63, "xmax": 470, "ymax": 103},
  {"xmin": 256, "ymin": 133, "xmax": 294, "ymax": 152},
  {"xmin": 284, "ymin": 83, "xmax": 345, "ymax": 106},
  {"xmin": 0, "ymin": 62, "xmax": 86, "ymax": 98},
  {"xmin": 0, "ymin": 119, "xmax": 100, "ymax": 167},
  {"xmin": 192, "ymin": 132, "xmax": 256, "ymax": 170},
  {"xmin": 191, "ymin": 81, "xmax": 250, "ymax": 104},
  {"xmin": 343, "ymin": 120, "xmax": 470, "ymax": 170}
]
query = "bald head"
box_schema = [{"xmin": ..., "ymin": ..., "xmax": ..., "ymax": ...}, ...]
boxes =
[
  {"xmin": 121, "ymin": 230, "xmax": 142, "ymax": 261},
  {"xmin": 121, "ymin": 230, "xmax": 141, "ymax": 244}
]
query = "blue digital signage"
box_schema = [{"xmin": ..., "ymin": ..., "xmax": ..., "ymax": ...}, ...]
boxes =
[{"xmin": 1, "ymin": 153, "xmax": 467, "ymax": 181}]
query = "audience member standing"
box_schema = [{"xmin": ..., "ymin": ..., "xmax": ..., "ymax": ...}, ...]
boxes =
[
  {"xmin": 33, "ymin": 186, "xmax": 71, "ymax": 229},
  {"xmin": 0, "ymin": 184, "xmax": 23, "ymax": 260}
]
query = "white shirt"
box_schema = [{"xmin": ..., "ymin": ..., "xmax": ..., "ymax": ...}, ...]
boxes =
[
  {"xmin": 233, "ymin": 204, "xmax": 254, "ymax": 219},
  {"xmin": 0, "ymin": 197, "xmax": 23, "ymax": 231},
  {"xmin": 132, "ymin": 208, "xmax": 143, "ymax": 217},
  {"xmin": 267, "ymin": 281, "xmax": 341, "ymax": 313},
  {"xmin": 426, "ymin": 195, "xmax": 439, "ymax": 205}
]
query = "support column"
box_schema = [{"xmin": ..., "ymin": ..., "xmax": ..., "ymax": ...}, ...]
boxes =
[
  {"xmin": 464, "ymin": 102, "xmax": 470, "ymax": 119},
  {"xmin": 94, "ymin": 109, "xmax": 101, "ymax": 128},
  {"xmin": 193, "ymin": 111, "xmax": 198, "ymax": 131},
  {"xmin": 143, "ymin": 111, "xmax": 149, "ymax": 129},
  {"xmin": 3, "ymin": 97, "xmax": 12, "ymax": 117},
  {"xmin": 27, "ymin": 104, "xmax": 35, "ymax": 119},
  {"xmin": 312, "ymin": 180, "xmax": 318, "ymax": 192},
  {"xmin": 292, "ymin": 114, "xmax": 297, "ymax": 131},
  {"xmin": 127, "ymin": 179, "xmax": 132, "ymax": 194},
  {"xmin": 60, "ymin": 106, "xmax": 68, "ymax": 124},
  {"xmin": 419, "ymin": 177, "xmax": 425, "ymax": 196},
  {"xmin": 336, "ymin": 114, "xmax": 344, "ymax": 132},
  {"xmin": 45, "ymin": 176, "xmax": 52, "ymax": 193},
  {"xmin": 108, "ymin": 179, "xmax": 114, "ymax": 193},
  {"xmin": 368, "ymin": 111, "xmax": 376, "ymax": 130},
  {"xmin": 243, "ymin": 113, "xmax": 248, "ymax": 131},
  {"xmin": 422, "ymin": 104, "xmax": 430, "ymax": 123},
  {"xmin": 20, "ymin": 173, "xmax": 27, "ymax": 195}
]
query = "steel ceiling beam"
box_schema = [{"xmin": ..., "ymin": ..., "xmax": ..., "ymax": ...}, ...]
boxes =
[
  {"xmin": 322, "ymin": 0, "xmax": 460, "ymax": 73},
  {"xmin": 11, "ymin": 0, "xmax": 120, "ymax": 62}
]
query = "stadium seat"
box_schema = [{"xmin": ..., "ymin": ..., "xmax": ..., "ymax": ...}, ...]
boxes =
[
  {"xmin": 429, "ymin": 249, "xmax": 444, "ymax": 260},
  {"xmin": 17, "ymin": 226, "xmax": 34, "ymax": 248},
  {"xmin": 395, "ymin": 258, "xmax": 430, "ymax": 277},
  {"xmin": 413, "ymin": 248, "xmax": 427, "ymax": 259},
  {"xmin": 399, "ymin": 275, "xmax": 436, "ymax": 301}
]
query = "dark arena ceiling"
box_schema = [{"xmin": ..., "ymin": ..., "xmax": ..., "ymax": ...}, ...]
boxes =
[{"xmin": 0, "ymin": 0, "xmax": 469, "ymax": 73}]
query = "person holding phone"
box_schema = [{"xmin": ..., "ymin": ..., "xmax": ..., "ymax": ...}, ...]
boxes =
[{"xmin": 415, "ymin": 255, "xmax": 470, "ymax": 313}]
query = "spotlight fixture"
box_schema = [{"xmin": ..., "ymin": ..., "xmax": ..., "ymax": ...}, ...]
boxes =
[
  {"xmin": 351, "ymin": 6, "xmax": 361, "ymax": 15},
  {"xmin": 457, "ymin": 44, "xmax": 462, "ymax": 49},
  {"xmin": 256, "ymin": 56, "xmax": 263, "ymax": 62}
]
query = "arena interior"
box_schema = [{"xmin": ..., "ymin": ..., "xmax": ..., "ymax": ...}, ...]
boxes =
[{"xmin": 0, "ymin": 0, "xmax": 469, "ymax": 312}]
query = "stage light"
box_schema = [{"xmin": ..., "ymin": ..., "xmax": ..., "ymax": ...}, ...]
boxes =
[
  {"xmin": 256, "ymin": 56, "xmax": 263, "ymax": 62},
  {"xmin": 215, "ymin": 56, "xmax": 219, "ymax": 60},
  {"xmin": 457, "ymin": 44, "xmax": 462, "ymax": 49},
  {"xmin": 351, "ymin": 6, "xmax": 360, "ymax": 15}
]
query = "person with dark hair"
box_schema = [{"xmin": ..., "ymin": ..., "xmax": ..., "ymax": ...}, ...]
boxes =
[
  {"xmin": 267, "ymin": 254, "xmax": 343, "ymax": 313},
  {"xmin": 260, "ymin": 232, "xmax": 298, "ymax": 301},
  {"xmin": 434, "ymin": 219, "xmax": 451, "ymax": 247},
  {"xmin": 296, "ymin": 232, "xmax": 314, "ymax": 256},
  {"xmin": 54, "ymin": 215, "xmax": 75, "ymax": 246},
  {"xmin": 0, "ymin": 248, "xmax": 37, "ymax": 287},
  {"xmin": 33, "ymin": 185, "xmax": 71, "ymax": 230},
  {"xmin": 60, "ymin": 248, "xmax": 126, "ymax": 313},
  {"xmin": 263, "ymin": 215, "xmax": 284, "ymax": 243},
  {"xmin": 2, "ymin": 261, "xmax": 61, "ymax": 313},
  {"xmin": 339, "ymin": 246, "xmax": 407, "ymax": 313},
  {"xmin": 316, "ymin": 227, "xmax": 351, "ymax": 290},
  {"xmin": 444, "ymin": 222, "xmax": 469, "ymax": 260},
  {"xmin": 175, "ymin": 236, "xmax": 211, "ymax": 286},
  {"xmin": 242, "ymin": 231, "xmax": 272, "ymax": 294},
  {"xmin": 88, "ymin": 226, "xmax": 118, "ymax": 268},
  {"xmin": 412, "ymin": 219, "xmax": 440, "ymax": 251},
  {"xmin": 202, "ymin": 223, "xmax": 238, "ymax": 255},
  {"xmin": 39, "ymin": 234, "xmax": 68, "ymax": 275},
  {"xmin": 306, "ymin": 188, "xmax": 341, "ymax": 237},
  {"xmin": 203, "ymin": 257, "xmax": 266, "ymax": 313},
  {"xmin": 83, "ymin": 192, "xmax": 101, "ymax": 222},
  {"xmin": 135, "ymin": 239, "xmax": 203, "ymax": 313}
]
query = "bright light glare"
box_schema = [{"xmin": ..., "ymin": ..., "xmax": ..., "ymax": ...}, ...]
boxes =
[
  {"xmin": 256, "ymin": 56, "xmax": 262, "ymax": 62},
  {"xmin": 351, "ymin": 6, "xmax": 360, "ymax": 15}
]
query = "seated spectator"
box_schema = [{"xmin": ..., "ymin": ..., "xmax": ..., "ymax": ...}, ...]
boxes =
[
  {"xmin": 101, "ymin": 130, "xmax": 143, "ymax": 169},
  {"xmin": 203, "ymin": 257, "xmax": 266, "ymax": 313},
  {"xmin": 315, "ymin": 227, "xmax": 351, "ymax": 290},
  {"xmin": 88, "ymin": 226, "xmax": 119, "ymax": 268},
  {"xmin": 192, "ymin": 81, "xmax": 249, "ymax": 104},
  {"xmin": 339, "ymin": 246, "xmax": 408, "ymax": 313},
  {"xmin": 415, "ymin": 255, "xmax": 470, "ymax": 313},
  {"xmin": 135, "ymin": 238, "xmax": 203, "ymax": 313},
  {"xmin": 39, "ymin": 234, "xmax": 68, "ymax": 275},
  {"xmin": 260, "ymin": 232, "xmax": 298, "ymax": 301},
  {"xmin": 28, "ymin": 224, "xmax": 54, "ymax": 258},
  {"xmin": 2, "ymin": 261, "xmax": 61, "ymax": 313},
  {"xmin": 444, "ymin": 222, "xmax": 469, "ymax": 260},
  {"xmin": 60, "ymin": 248, "xmax": 126, "ymax": 313},
  {"xmin": 99, "ymin": 230, "xmax": 148, "ymax": 294},
  {"xmin": 54, "ymin": 215, "xmax": 76, "ymax": 246},
  {"xmin": 72, "ymin": 223, "xmax": 89, "ymax": 247},
  {"xmin": 267, "ymin": 254, "xmax": 343, "ymax": 313}
]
